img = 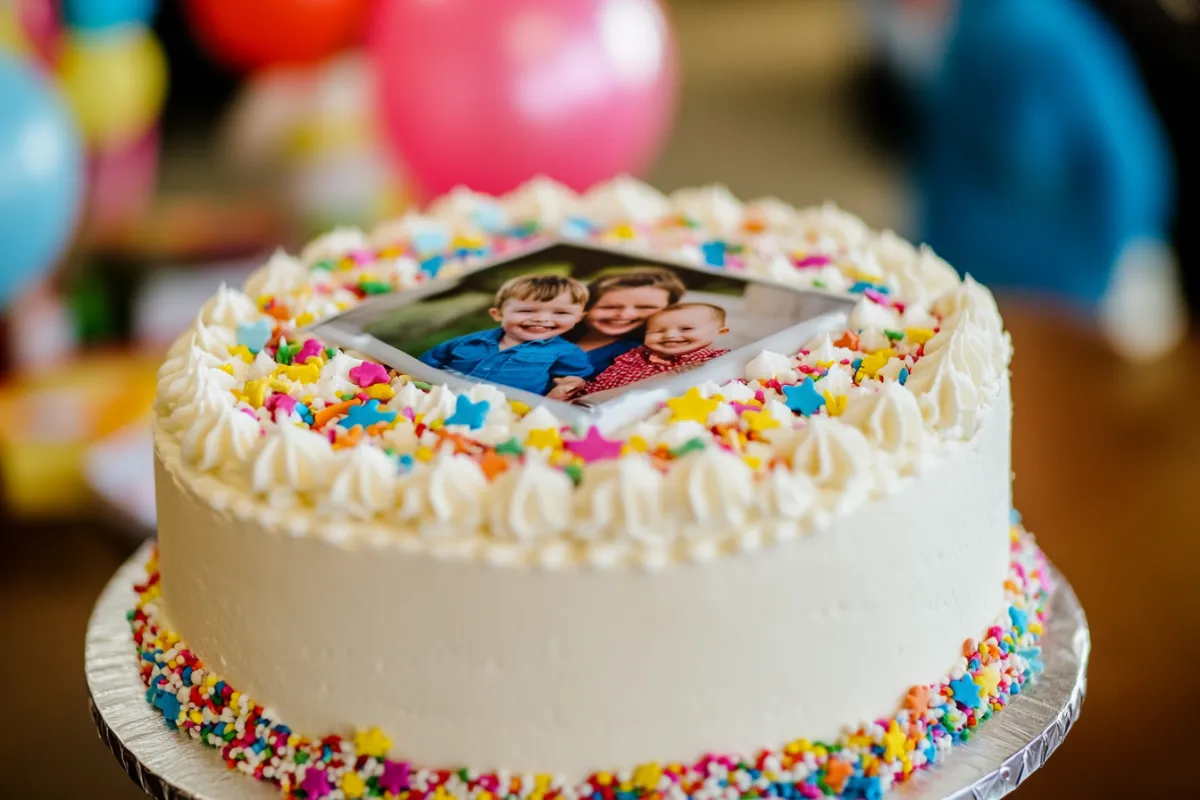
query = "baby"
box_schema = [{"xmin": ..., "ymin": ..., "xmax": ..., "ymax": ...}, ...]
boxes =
[
  {"xmin": 419, "ymin": 274, "xmax": 592, "ymax": 395},
  {"xmin": 570, "ymin": 303, "xmax": 731, "ymax": 395}
]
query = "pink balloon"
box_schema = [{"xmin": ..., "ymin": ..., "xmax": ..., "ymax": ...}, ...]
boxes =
[
  {"xmin": 18, "ymin": 0, "xmax": 60, "ymax": 68},
  {"xmin": 368, "ymin": 0, "xmax": 677, "ymax": 199},
  {"xmin": 86, "ymin": 126, "xmax": 160, "ymax": 233}
]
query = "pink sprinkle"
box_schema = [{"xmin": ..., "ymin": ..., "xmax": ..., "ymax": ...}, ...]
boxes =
[
  {"xmin": 349, "ymin": 361, "xmax": 389, "ymax": 388},
  {"xmin": 793, "ymin": 254, "xmax": 831, "ymax": 268},
  {"xmin": 266, "ymin": 393, "xmax": 298, "ymax": 418},
  {"xmin": 348, "ymin": 249, "xmax": 375, "ymax": 265},
  {"xmin": 295, "ymin": 338, "xmax": 324, "ymax": 364},
  {"xmin": 239, "ymin": 407, "xmax": 258, "ymax": 420},
  {"xmin": 864, "ymin": 288, "xmax": 888, "ymax": 305},
  {"xmin": 798, "ymin": 784, "xmax": 823, "ymax": 798},
  {"xmin": 726, "ymin": 255, "xmax": 745, "ymax": 270},
  {"xmin": 754, "ymin": 389, "xmax": 766, "ymax": 404},
  {"xmin": 401, "ymin": 407, "xmax": 416, "ymax": 421},
  {"xmin": 798, "ymin": 364, "xmax": 817, "ymax": 375}
]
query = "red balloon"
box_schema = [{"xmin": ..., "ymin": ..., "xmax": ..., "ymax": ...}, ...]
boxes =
[
  {"xmin": 368, "ymin": 0, "xmax": 678, "ymax": 199},
  {"xmin": 185, "ymin": 0, "xmax": 371, "ymax": 73}
]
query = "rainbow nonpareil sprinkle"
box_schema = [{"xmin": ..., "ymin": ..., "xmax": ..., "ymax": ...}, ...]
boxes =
[{"xmin": 129, "ymin": 524, "xmax": 1050, "ymax": 799}]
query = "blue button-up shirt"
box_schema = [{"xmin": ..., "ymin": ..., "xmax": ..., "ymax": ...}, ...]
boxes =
[{"xmin": 419, "ymin": 328, "xmax": 592, "ymax": 396}]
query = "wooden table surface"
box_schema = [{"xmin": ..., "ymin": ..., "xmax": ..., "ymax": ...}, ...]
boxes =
[{"xmin": 1, "ymin": 301, "xmax": 1195, "ymax": 799}]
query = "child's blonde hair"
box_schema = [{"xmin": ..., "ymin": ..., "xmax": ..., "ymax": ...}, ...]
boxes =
[
  {"xmin": 586, "ymin": 267, "xmax": 686, "ymax": 309},
  {"xmin": 649, "ymin": 302, "xmax": 727, "ymax": 326},
  {"xmin": 494, "ymin": 274, "xmax": 589, "ymax": 308}
]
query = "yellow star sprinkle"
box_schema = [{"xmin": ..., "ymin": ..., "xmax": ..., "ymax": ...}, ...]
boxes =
[
  {"xmin": 354, "ymin": 726, "xmax": 392, "ymax": 758},
  {"xmin": 823, "ymin": 392, "xmax": 847, "ymax": 417},
  {"xmin": 275, "ymin": 363, "xmax": 320, "ymax": 384},
  {"xmin": 342, "ymin": 773, "xmax": 366, "ymax": 799},
  {"xmin": 365, "ymin": 383, "xmax": 396, "ymax": 401},
  {"xmin": 665, "ymin": 387, "xmax": 719, "ymax": 424},
  {"xmin": 858, "ymin": 348, "xmax": 895, "ymax": 379},
  {"xmin": 741, "ymin": 409, "xmax": 780, "ymax": 432},
  {"xmin": 509, "ymin": 400, "xmax": 531, "ymax": 415},
  {"xmin": 975, "ymin": 665, "xmax": 1001, "ymax": 697},
  {"xmin": 633, "ymin": 763, "xmax": 662, "ymax": 791},
  {"xmin": 526, "ymin": 428, "xmax": 563, "ymax": 450},
  {"xmin": 883, "ymin": 720, "xmax": 907, "ymax": 762},
  {"xmin": 218, "ymin": 363, "xmax": 234, "ymax": 376},
  {"xmin": 228, "ymin": 344, "xmax": 256, "ymax": 363},
  {"xmin": 622, "ymin": 435, "xmax": 649, "ymax": 455},
  {"xmin": 905, "ymin": 327, "xmax": 935, "ymax": 345},
  {"xmin": 452, "ymin": 234, "xmax": 485, "ymax": 250}
]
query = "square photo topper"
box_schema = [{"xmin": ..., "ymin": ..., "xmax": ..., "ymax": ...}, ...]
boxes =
[{"xmin": 305, "ymin": 239, "xmax": 856, "ymax": 433}]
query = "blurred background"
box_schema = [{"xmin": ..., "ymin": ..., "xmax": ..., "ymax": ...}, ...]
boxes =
[{"xmin": 1, "ymin": 0, "xmax": 1196, "ymax": 797}]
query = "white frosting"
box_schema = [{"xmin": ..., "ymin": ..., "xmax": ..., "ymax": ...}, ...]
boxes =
[
  {"xmin": 792, "ymin": 202, "xmax": 869, "ymax": 249},
  {"xmin": 316, "ymin": 351, "xmax": 364, "ymax": 398},
  {"xmin": 487, "ymin": 455, "xmax": 574, "ymax": 542},
  {"xmin": 514, "ymin": 404, "xmax": 562, "ymax": 438},
  {"xmin": 582, "ymin": 174, "xmax": 670, "ymax": 226},
  {"xmin": 502, "ymin": 176, "xmax": 579, "ymax": 226},
  {"xmin": 904, "ymin": 331, "xmax": 983, "ymax": 437},
  {"xmin": 163, "ymin": 365, "xmax": 236, "ymax": 433},
  {"xmin": 743, "ymin": 197, "xmax": 796, "ymax": 228},
  {"xmin": 848, "ymin": 296, "xmax": 898, "ymax": 331},
  {"xmin": 669, "ymin": 184, "xmax": 743, "ymax": 234},
  {"xmin": 790, "ymin": 416, "xmax": 874, "ymax": 493},
  {"xmin": 428, "ymin": 186, "xmax": 507, "ymax": 233},
  {"xmin": 842, "ymin": 380, "xmax": 927, "ymax": 459},
  {"xmin": 243, "ymin": 249, "xmax": 308, "ymax": 299},
  {"xmin": 756, "ymin": 465, "xmax": 817, "ymax": 523},
  {"xmin": 193, "ymin": 317, "xmax": 236, "ymax": 357},
  {"xmin": 319, "ymin": 444, "xmax": 397, "ymax": 520},
  {"xmin": 574, "ymin": 455, "xmax": 665, "ymax": 543},
  {"xmin": 181, "ymin": 403, "xmax": 261, "ymax": 473},
  {"xmin": 199, "ymin": 283, "xmax": 261, "ymax": 329},
  {"xmin": 397, "ymin": 451, "xmax": 489, "ymax": 533},
  {"xmin": 743, "ymin": 350, "xmax": 799, "ymax": 383},
  {"xmin": 665, "ymin": 447, "xmax": 755, "ymax": 533},
  {"xmin": 249, "ymin": 420, "xmax": 334, "ymax": 502},
  {"xmin": 156, "ymin": 344, "xmax": 222, "ymax": 414},
  {"xmin": 300, "ymin": 226, "xmax": 368, "ymax": 265}
]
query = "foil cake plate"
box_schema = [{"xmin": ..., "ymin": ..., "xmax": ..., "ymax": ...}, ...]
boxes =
[{"xmin": 87, "ymin": 542, "xmax": 1090, "ymax": 800}]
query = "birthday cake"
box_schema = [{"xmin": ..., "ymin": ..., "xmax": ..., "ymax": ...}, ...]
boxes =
[{"xmin": 141, "ymin": 177, "xmax": 1050, "ymax": 799}]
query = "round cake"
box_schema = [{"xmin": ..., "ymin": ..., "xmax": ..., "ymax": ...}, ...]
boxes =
[{"xmin": 140, "ymin": 176, "xmax": 1050, "ymax": 799}]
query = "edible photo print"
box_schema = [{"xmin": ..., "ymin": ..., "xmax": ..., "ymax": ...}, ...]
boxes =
[{"xmin": 307, "ymin": 240, "xmax": 854, "ymax": 429}]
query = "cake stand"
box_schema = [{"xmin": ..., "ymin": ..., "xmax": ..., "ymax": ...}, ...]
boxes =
[{"xmin": 87, "ymin": 542, "xmax": 1090, "ymax": 800}]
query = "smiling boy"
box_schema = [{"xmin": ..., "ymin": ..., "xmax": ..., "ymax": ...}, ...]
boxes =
[{"xmin": 419, "ymin": 274, "xmax": 593, "ymax": 395}]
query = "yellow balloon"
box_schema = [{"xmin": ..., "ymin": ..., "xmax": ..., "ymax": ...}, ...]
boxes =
[{"xmin": 58, "ymin": 27, "xmax": 167, "ymax": 148}]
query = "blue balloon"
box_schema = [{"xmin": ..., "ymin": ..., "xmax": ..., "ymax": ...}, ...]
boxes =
[
  {"xmin": 0, "ymin": 53, "xmax": 84, "ymax": 306},
  {"xmin": 915, "ymin": 0, "xmax": 1173, "ymax": 308},
  {"xmin": 62, "ymin": 0, "xmax": 158, "ymax": 31}
]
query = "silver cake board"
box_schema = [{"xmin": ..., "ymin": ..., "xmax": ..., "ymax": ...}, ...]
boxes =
[{"xmin": 87, "ymin": 541, "xmax": 1090, "ymax": 800}]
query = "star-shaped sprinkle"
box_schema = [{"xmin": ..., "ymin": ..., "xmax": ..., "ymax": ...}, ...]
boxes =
[
  {"xmin": 905, "ymin": 327, "xmax": 934, "ymax": 345},
  {"xmin": 295, "ymin": 339, "xmax": 324, "ymax": 364},
  {"xmin": 300, "ymin": 767, "xmax": 333, "ymax": 799},
  {"xmin": 339, "ymin": 399, "xmax": 397, "ymax": 429},
  {"xmin": 823, "ymin": 759, "xmax": 853, "ymax": 794},
  {"xmin": 846, "ymin": 776, "xmax": 883, "ymax": 800},
  {"xmin": 354, "ymin": 726, "xmax": 391, "ymax": 758},
  {"xmin": 782, "ymin": 378, "xmax": 825, "ymax": 416},
  {"xmin": 834, "ymin": 331, "xmax": 860, "ymax": 350},
  {"xmin": 665, "ymin": 387, "xmax": 719, "ymax": 423},
  {"xmin": 479, "ymin": 452, "xmax": 509, "ymax": 479},
  {"xmin": 349, "ymin": 361, "xmax": 390, "ymax": 388},
  {"xmin": 669, "ymin": 437, "xmax": 707, "ymax": 458},
  {"xmin": 882, "ymin": 720, "xmax": 907, "ymax": 762},
  {"xmin": 975, "ymin": 665, "xmax": 1001, "ymax": 697},
  {"xmin": 342, "ymin": 772, "xmax": 366, "ymax": 798},
  {"xmin": 494, "ymin": 437, "xmax": 524, "ymax": 456},
  {"xmin": 1019, "ymin": 647, "xmax": 1044, "ymax": 675},
  {"xmin": 564, "ymin": 426, "xmax": 623, "ymax": 463},
  {"xmin": 824, "ymin": 392, "xmax": 847, "ymax": 416},
  {"xmin": 905, "ymin": 686, "xmax": 931, "ymax": 716},
  {"xmin": 420, "ymin": 254, "xmax": 443, "ymax": 277},
  {"xmin": 741, "ymin": 409, "xmax": 781, "ymax": 432},
  {"xmin": 858, "ymin": 348, "xmax": 895, "ymax": 379},
  {"xmin": 1008, "ymin": 606, "xmax": 1029, "ymax": 636},
  {"xmin": 949, "ymin": 675, "xmax": 983, "ymax": 709},
  {"xmin": 701, "ymin": 240, "xmax": 726, "ymax": 266},
  {"xmin": 229, "ymin": 344, "xmax": 255, "ymax": 363},
  {"xmin": 525, "ymin": 428, "xmax": 563, "ymax": 450},
  {"xmin": 239, "ymin": 378, "xmax": 270, "ymax": 408},
  {"xmin": 236, "ymin": 319, "xmax": 273, "ymax": 354},
  {"xmin": 443, "ymin": 395, "xmax": 490, "ymax": 429}
]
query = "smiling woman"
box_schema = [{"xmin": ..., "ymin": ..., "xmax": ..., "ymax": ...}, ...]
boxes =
[{"xmin": 568, "ymin": 266, "xmax": 687, "ymax": 376}]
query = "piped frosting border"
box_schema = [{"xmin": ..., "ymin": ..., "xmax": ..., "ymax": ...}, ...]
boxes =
[
  {"xmin": 132, "ymin": 522, "xmax": 1049, "ymax": 800},
  {"xmin": 153, "ymin": 177, "xmax": 1012, "ymax": 570}
]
